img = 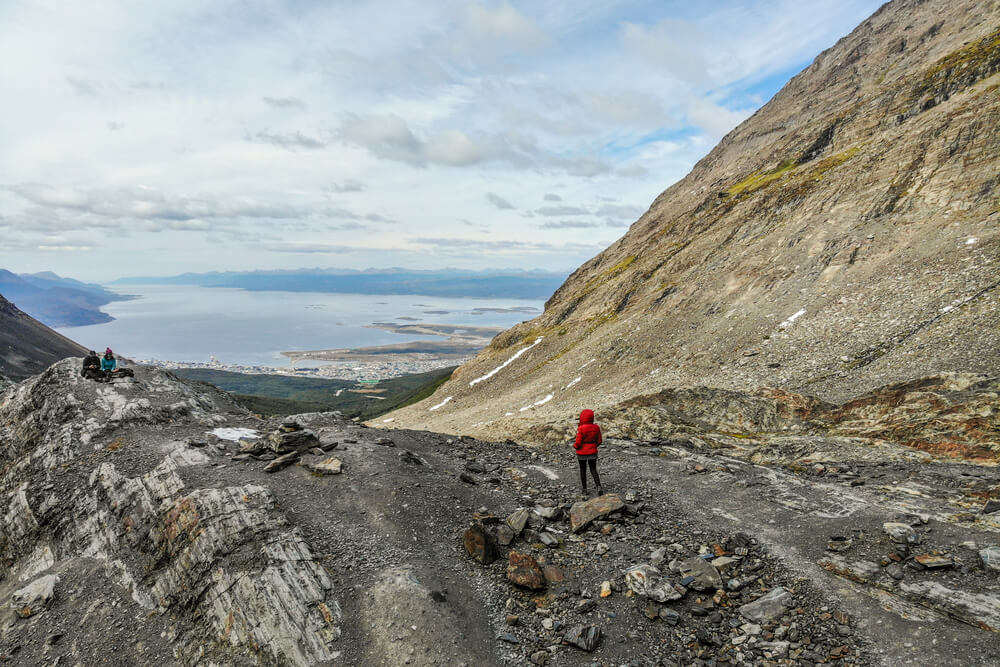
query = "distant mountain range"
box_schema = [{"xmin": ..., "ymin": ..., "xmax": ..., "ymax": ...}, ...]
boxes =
[
  {"xmin": 0, "ymin": 270, "xmax": 132, "ymax": 327},
  {"xmin": 114, "ymin": 268, "xmax": 568, "ymax": 300},
  {"xmin": 0, "ymin": 292, "xmax": 87, "ymax": 381}
]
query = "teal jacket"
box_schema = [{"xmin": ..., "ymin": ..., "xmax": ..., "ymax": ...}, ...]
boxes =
[{"xmin": 101, "ymin": 356, "xmax": 117, "ymax": 372}]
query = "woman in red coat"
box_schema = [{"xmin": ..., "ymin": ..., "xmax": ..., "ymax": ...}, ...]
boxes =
[{"xmin": 573, "ymin": 409, "xmax": 604, "ymax": 497}]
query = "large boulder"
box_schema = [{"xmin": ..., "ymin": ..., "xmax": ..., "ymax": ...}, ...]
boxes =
[
  {"xmin": 568, "ymin": 494, "xmax": 625, "ymax": 533},
  {"xmin": 463, "ymin": 523, "xmax": 500, "ymax": 565},
  {"xmin": 507, "ymin": 552, "xmax": 545, "ymax": 590},
  {"xmin": 268, "ymin": 428, "xmax": 319, "ymax": 453},
  {"xmin": 740, "ymin": 587, "xmax": 793, "ymax": 624},
  {"xmin": 624, "ymin": 564, "xmax": 685, "ymax": 603},
  {"xmin": 678, "ymin": 556, "xmax": 723, "ymax": 591}
]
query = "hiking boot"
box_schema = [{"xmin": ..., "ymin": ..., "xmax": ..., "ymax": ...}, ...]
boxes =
[{"xmin": 597, "ymin": 486, "xmax": 605, "ymax": 496}]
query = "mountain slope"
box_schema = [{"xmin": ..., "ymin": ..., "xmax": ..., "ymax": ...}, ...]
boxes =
[
  {"xmin": 0, "ymin": 293, "xmax": 88, "ymax": 381},
  {"xmin": 387, "ymin": 0, "xmax": 1000, "ymax": 441}
]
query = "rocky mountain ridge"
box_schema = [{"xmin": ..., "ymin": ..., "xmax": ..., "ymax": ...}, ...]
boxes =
[{"xmin": 386, "ymin": 0, "xmax": 1000, "ymax": 444}]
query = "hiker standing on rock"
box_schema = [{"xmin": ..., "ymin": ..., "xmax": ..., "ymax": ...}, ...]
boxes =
[{"xmin": 573, "ymin": 409, "xmax": 604, "ymax": 498}]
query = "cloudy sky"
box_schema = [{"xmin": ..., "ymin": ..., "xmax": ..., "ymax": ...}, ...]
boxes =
[{"xmin": 0, "ymin": 0, "xmax": 884, "ymax": 282}]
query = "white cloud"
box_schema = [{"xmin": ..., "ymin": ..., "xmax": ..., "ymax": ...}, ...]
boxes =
[
  {"xmin": 249, "ymin": 130, "xmax": 327, "ymax": 150},
  {"xmin": 262, "ymin": 96, "xmax": 306, "ymax": 110},
  {"xmin": 485, "ymin": 192, "xmax": 516, "ymax": 210},
  {"xmin": 0, "ymin": 0, "xmax": 885, "ymax": 279},
  {"xmin": 327, "ymin": 179, "xmax": 367, "ymax": 194}
]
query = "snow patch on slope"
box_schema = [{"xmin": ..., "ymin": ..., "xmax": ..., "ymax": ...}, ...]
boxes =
[
  {"xmin": 429, "ymin": 396, "xmax": 453, "ymax": 411},
  {"xmin": 779, "ymin": 309, "xmax": 806, "ymax": 329},
  {"xmin": 469, "ymin": 337, "xmax": 543, "ymax": 387}
]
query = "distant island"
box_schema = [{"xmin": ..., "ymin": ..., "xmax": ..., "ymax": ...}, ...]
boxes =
[
  {"xmin": 113, "ymin": 267, "xmax": 568, "ymax": 300},
  {"xmin": 0, "ymin": 270, "xmax": 133, "ymax": 328}
]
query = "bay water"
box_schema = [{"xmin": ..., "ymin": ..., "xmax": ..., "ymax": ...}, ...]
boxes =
[{"xmin": 57, "ymin": 284, "xmax": 543, "ymax": 368}]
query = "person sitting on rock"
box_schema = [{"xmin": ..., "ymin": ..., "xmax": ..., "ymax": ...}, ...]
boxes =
[
  {"xmin": 100, "ymin": 348, "xmax": 118, "ymax": 381},
  {"xmin": 573, "ymin": 408, "xmax": 604, "ymax": 498},
  {"xmin": 81, "ymin": 350, "xmax": 102, "ymax": 380}
]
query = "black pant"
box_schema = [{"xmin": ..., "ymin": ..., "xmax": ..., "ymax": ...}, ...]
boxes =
[{"xmin": 578, "ymin": 458, "xmax": 602, "ymax": 491}]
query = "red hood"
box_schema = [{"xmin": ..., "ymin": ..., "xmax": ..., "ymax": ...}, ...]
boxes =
[{"xmin": 579, "ymin": 409, "xmax": 595, "ymax": 425}]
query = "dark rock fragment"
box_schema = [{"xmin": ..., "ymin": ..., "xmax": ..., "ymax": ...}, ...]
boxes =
[
  {"xmin": 563, "ymin": 624, "xmax": 601, "ymax": 652},
  {"xmin": 268, "ymin": 428, "xmax": 318, "ymax": 452},
  {"xmin": 463, "ymin": 523, "xmax": 500, "ymax": 565},
  {"xmin": 263, "ymin": 451, "xmax": 300, "ymax": 473}
]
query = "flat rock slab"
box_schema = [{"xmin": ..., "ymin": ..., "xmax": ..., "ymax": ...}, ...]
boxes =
[
  {"xmin": 569, "ymin": 494, "xmax": 624, "ymax": 533},
  {"xmin": 268, "ymin": 429, "xmax": 319, "ymax": 452},
  {"xmin": 507, "ymin": 551, "xmax": 545, "ymax": 590},
  {"xmin": 914, "ymin": 554, "xmax": 953, "ymax": 568},
  {"xmin": 739, "ymin": 587, "xmax": 793, "ymax": 624},
  {"xmin": 263, "ymin": 451, "xmax": 301, "ymax": 473},
  {"xmin": 898, "ymin": 581, "xmax": 1000, "ymax": 632},
  {"xmin": 306, "ymin": 458, "xmax": 343, "ymax": 475},
  {"xmin": 818, "ymin": 555, "xmax": 882, "ymax": 583}
]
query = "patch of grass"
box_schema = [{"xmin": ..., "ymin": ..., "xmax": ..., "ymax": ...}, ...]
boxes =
[
  {"xmin": 809, "ymin": 146, "xmax": 862, "ymax": 178},
  {"xmin": 173, "ymin": 366, "xmax": 455, "ymax": 420},
  {"xmin": 604, "ymin": 255, "xmax": 636, "ymax": 275},
  {"xmin": 726, "ymin": 159, "xmax": 798, "ymax": 197},
  {"xmin": 577, "ymin": 255, "xmax": 639, "ymax": 298},
  {"xmin": 107, "ymin": 438, "xmax": 124, "ymax": 451},
  {"xmin": 923, "ymin": 26, "xmax": 1000, "ymax": 82}
]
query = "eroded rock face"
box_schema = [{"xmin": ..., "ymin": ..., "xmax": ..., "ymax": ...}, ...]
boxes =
[{"xmin": 0, "ymin": 360, "xmax": 342, "ymax": 665}]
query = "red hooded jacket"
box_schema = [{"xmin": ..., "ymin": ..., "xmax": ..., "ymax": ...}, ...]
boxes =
[{"xmin": 573, "ymin": 409, "xmax": 602, "ymax": 456}]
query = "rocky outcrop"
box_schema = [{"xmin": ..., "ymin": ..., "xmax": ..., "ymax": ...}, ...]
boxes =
[
  {"xmin": 0, "ymin": 360, "xmax": 342, "ymax": 665},
  {"xmin": 386, "ymin": 0, "xmax": 1000, "ymax": 443}
]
